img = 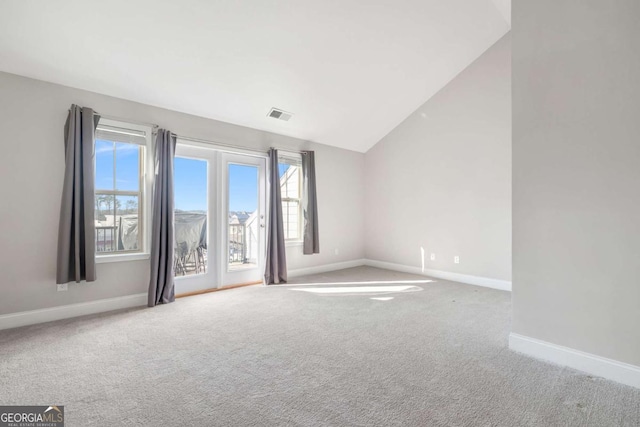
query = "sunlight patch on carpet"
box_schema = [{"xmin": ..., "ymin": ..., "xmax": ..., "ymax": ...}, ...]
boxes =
[{"xmin": 289, "ymin": 285, "xmax": 422, "ymax": 296}]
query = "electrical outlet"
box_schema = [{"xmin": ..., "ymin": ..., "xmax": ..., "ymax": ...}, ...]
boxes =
[
  {"xmin": 454, "ymin": 256, "xmax": 460, "ymax": 264},
  {"xmin": 334, "ymin": 248, "xmax": 339, "ymax": 255},
  {"xmin": 57, "ymin": 283, "xmax": 68, "ymax": 292},
  {"xmin": 430, "ymin": 253, "xmax": 436, "ymax": 261}
]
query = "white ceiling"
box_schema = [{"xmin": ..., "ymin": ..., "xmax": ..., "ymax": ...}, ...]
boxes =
[{"xmin": 0, "ymin": 1, "xmax": 510, "ymax": 152}]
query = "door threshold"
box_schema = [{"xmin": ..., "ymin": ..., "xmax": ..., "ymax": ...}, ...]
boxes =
[{"xmin": 175, "ymin": 280, "xmax": 263, "ymax": 299}]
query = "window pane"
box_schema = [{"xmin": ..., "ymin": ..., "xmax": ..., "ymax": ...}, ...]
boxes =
[
  {"xmin": 278, "ymin": 163, "xmax": 289, "ymax": 177},
  {"xmin": 279, "ymin": 161, "xmax": 301, "ymax": 240},
  {"xmin": 115, "ymin": 143, "xmax": 140, "ymax": 191},
  {"xmin": 228, "ymin": 164, "xmax": 258, "ymax": 270},
  {"xmin": 94, "ymin": 119, "xmax": 149, "ymax": 257},
  {"xmin": 279, "ymin": 164, "xmax": 300, "ymax": 198},
  {"xmin": 95, "ymin": 140, "xmax": 114, "ymax": 190},
  {"xmin": 282, "ymin": 200, "xmax": 300, "ymax": 240},
  {"xmin": 116, "ymin": 195, "xmax": 139, "ymax": 251},
  {"xmin": 174, "ymin": 157, "xmax": 208, "ymax": 276},
  {"xmin": 95, "ymin": 194, "xmax": 116, "ymax": 252}
]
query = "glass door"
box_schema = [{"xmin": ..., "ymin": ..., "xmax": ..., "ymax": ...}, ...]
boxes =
[
  {"xmin": 173, "ymin": 145, "xmax": 266, "ymax": 293},
  {"xmin": 220, "ymin": 153, "xmax": 266, "ymax": 287},
  {"xmin": 173, "ymin": 144, "xmax": 216, "ymax": 295}
]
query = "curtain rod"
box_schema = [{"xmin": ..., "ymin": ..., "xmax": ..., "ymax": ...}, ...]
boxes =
[
  {"xmin": 94, "ymin": 113, "xmax": 158, "ymax": 129},
  {"xmin": 176, "ymin": 134, "xmax": 268, "ymax": 156},
  {"xmin": 172, "ymin": 135, "xmax": 307, "ymax": 157},
  {"xmin": 93, "ymin": 111, "xmax": 307, "ymax": 156}
]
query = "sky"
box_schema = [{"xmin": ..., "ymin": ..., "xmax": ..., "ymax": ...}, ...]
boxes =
[
  {"xmin": 174, "ymin": 157, "xmax": 208, "ymax": 211},
  {"xmin": 173, "ymin": 160, "xmax": 260, "ymax": 212},
  {"xmin": 96, "ymin": 140, "xmax": 140, "ymax": 192},
  {"xmin": 173, "ymin": 158, "xmax": 291, "ymax": 213},
  {"xmin": 97, "ymin": 141, "xmax": 290, "ymax": 214}
]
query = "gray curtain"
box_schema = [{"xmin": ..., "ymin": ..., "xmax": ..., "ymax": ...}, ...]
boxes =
[
  {"xmin": 56, "ymin": 105, "xmax": 100, "ymax": 284},
  {"xmin": 264, "ymin": 148, "xmax": 288, "ymax": 284},
  {"xmin": 148, "ymin": 129, "xmax": 177, "ymax": 306},
  {"xmin": 302, "ymin": 151, "xmax": 320, "ymax": 254}
]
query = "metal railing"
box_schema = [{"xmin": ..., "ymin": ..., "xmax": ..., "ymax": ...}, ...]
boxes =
[
  {"xmin": 97, "ymin": 221, "xmax": 251, "ymax": 274},
  {"xmin": 96, "ymin": 226, "xmax": 117, "ymax": 252},
  {"xmin": 229, "ymin": 223, "xmax": 246, "ymax": 264}
]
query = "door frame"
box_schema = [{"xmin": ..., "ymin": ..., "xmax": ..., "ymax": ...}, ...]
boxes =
[
  {"xmin": 173, "ymin": 144, "xmax": 218, "ymax": 295},
  {"xmin": 220, "ymin": 152, "xmax": 267, "ymax": 287},
  {"xmin": 174, "ymin": 139, "xmax": 268, "ymax": 294}
]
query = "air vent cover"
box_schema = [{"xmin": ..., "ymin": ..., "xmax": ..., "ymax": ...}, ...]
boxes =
[{"xmin": 268, "ymin": 108, "xmax": 293, "ymax": 122}]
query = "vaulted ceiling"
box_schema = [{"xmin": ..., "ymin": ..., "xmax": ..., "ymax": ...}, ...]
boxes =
[{"xmin": 0, "ymin": 1, "xmax": 510, "ymax": 152}]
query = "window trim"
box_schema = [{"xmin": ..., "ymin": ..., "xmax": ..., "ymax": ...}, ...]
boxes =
[
  {"xmin": 94, "ymin": 118, "xmax": 153, "ymax": 261},
  {"xmin": 278, "ymin": 154, "xmax": 303, "ymax": 243},
  {"xmin": 95, "ymin": 252, "xmax": 150, "ymax": 264}
]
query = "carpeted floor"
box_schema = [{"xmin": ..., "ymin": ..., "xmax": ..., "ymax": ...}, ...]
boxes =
[{"xmin": 0, "ymin": 267, "xmax": 638, "ymax": 426}]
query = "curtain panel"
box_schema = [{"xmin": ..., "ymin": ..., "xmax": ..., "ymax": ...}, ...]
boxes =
[
  {"xmin": 264, "ymin": 148, "xmax": 288, "ymax": 284},
  {"xmin": 56, "ymin": 105, "xmax": 100, "ymax": 284},
  {"xmin": 148, "ymin": 129, "xmax": 177, "ymax": 306},
  {"xmin": 301, "ymin": 151, "xmax": 319, "ymax": 255}
]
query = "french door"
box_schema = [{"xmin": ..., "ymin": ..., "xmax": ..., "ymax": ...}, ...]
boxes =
[
  {"xmin": 220, "ymin": 153, "xmax": 266, "ymax": 287},
  {"xmin": 173, "ymin": 142, "xmax": 266, "ymax": 295}
]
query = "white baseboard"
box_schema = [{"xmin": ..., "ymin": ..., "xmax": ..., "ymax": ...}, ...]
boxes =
[
  {"xmin": 364, "ymin": 259, "xmax": 511, "ymax": 291},
  {"xmin": 509, "ymin": 333, "xmax": 640, "ymax": 389},
  {"xmin": 288, "ymin": 259, "xmax": 366, "ymax": 278},
  {"xmin": 0, "ymin": 293, "xmax": 147, "ymax": 331}
]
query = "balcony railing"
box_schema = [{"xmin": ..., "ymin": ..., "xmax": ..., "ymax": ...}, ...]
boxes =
[
  {"xmin": 96, "ymin": 216, "xmax": 255, "ymax": 276},
  {"xmin": 229, "ymin": 223, "xmax": 246, "ymax": 264},
  {"xmin": 96, "ymin": 226, "xmax": 117, "ymax": 252}
]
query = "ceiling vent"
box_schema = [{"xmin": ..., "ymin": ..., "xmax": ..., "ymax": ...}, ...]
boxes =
[{"xmin": 267, "ymin": 108, "xmax": 293, "ymax": 122}]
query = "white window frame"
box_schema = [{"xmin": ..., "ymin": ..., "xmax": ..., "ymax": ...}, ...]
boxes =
[
  {"xmin": 95, "ymin": 118, "xmax": 153, "ymax": 263},
  {"xmin": 278, "ymin": 152, "xmax": 303, "ymax": 245}
]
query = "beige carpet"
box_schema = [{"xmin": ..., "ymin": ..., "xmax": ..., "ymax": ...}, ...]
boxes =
[{"xmin": 0, "ymin": 267, "xmax": 638, "ymax": 426}]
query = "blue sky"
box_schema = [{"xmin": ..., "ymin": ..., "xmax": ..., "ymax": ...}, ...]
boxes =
[
  {"xmin": 97, "ymin": 142, "xmax": 290, "ymax": 214},
  {"xmin": 96, "ymin": 140, "xmax": 140, "ymax": 192},
  {"xmin": 173, "ymin": 159, "xmax": 291, "ymax": 213},
  {"xmin": 173, "ymin": 160, "xmax": 260, "ymax": 212},
  {"xmin": 174, "ymin": 157, "xmax": 208, "ymax": 211}
]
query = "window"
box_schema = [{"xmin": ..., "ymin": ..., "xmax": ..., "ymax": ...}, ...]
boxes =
[
  {"xmin": 278, "ymin": 157, "xmax": 303, "ymax": 241},
  {"xmin": 94, "ymin": 119, "xmax": 152, "ymax": 257}
]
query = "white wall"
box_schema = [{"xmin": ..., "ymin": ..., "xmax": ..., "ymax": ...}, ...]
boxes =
[
  {"xmin": 364, "ymin": 34, "xmax": 511, "ymax": 282},
  {"xmin": 513, "ymin": 0, "xmax": 640, "ymax": 367},
  {"xmin": 0, "ymin": 71, "xmax": 364, "ymax": 315}
]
